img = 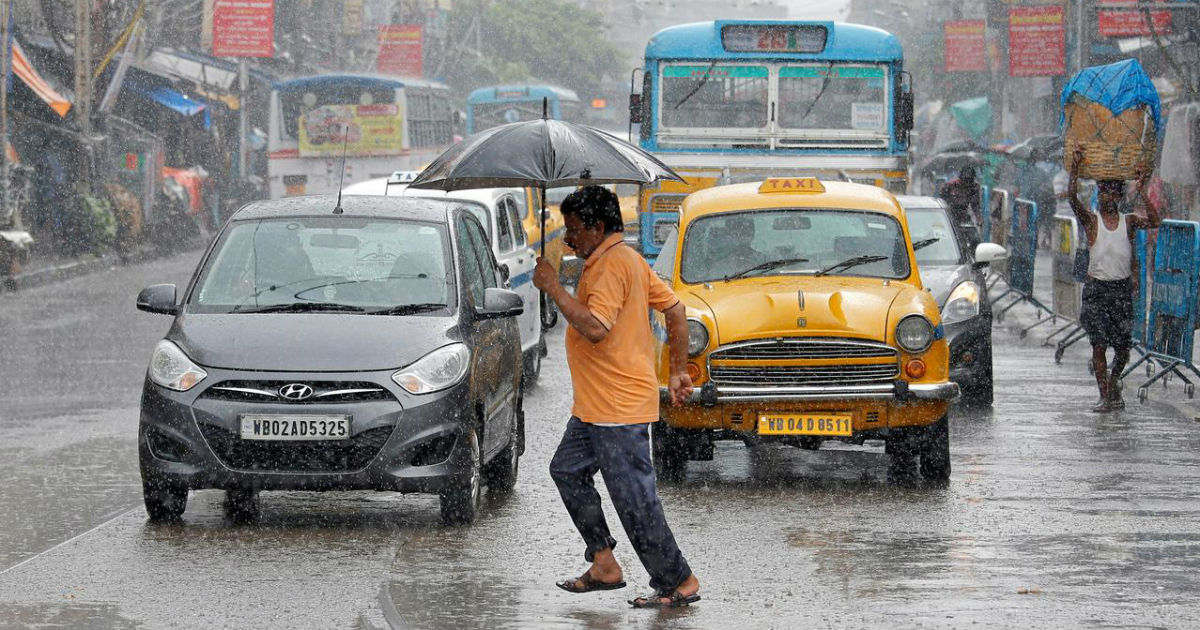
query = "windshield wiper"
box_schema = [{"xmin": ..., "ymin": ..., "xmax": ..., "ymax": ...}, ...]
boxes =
[
  {"xmin": 912, "ymin": 237, "xmax": 940, "ymax": 251},
  {"xmin": 232, "ymin": 302, "xmax": 368, "ymax": 314},
  {"xmin": 796, "ymin": 63, "xmax": 835, "ymax": 124},
  {"xmin": 723, "ymin": 257, "xmax": 810, "ymax": 282},
  {"xmin": 370, "ymin": 303, "xmax": 447, "ymax": 315},
  {"xmin": 814, "ymin": 255, "xmax": 888, "ymax": 277},
  {"xmin": 673, "ymin": 61, "xmax": 718, "ymax": 110}
]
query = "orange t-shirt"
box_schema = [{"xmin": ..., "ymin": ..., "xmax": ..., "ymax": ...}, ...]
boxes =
[{"xmin": 566, "ymin": 234, "xmax": 680, "ymax": 424}]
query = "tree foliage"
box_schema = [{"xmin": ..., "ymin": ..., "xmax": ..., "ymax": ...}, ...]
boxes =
[{"xmin": 438, "ymin": 0, "xmax": 621, "ymax": 98}]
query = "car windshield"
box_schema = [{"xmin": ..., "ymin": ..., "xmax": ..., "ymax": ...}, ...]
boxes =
[
  {"xmin": 190, "ymin": 217, "xmax": 452, "ymax": 314},
  {"xmin": 679, "ymin": 209, "xmax": 910, "ymax": 283},
  {"xmin": 905, "ymin": 206, "xmax": 964, "ymax": 266}
]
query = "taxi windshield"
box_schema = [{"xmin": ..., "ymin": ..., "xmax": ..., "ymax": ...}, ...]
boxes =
[
  {"xmin": 191, "ymin": 217, "xmax": 452, "ymax": 314},
  {"xmin": 679, "ymin": 209, "xmax": 910, "ymax": 283}
]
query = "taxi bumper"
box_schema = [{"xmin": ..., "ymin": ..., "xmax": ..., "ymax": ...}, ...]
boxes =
[{"xmin": 660, "ymin": 380, "xmax": 961, "ymax": 405}]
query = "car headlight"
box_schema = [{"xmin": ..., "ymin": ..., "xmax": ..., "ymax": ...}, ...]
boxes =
[
  {"xmin": 392, "ymin": 344, "xmax": 471, "ymax": 394},
  {"xmin": 941, "ymin": 281, "xmax": 981, "ymax": 325},
  {"xmin": 895, "ymin": 315, "xmax": 934, "ymax": 353},
  {"xmin": 687, "ymin": 319, "xmax": 709, "ymax": 357},
  {"xmin": 148, "ymin": 340, "xmax": 207, "ymax": 391}
]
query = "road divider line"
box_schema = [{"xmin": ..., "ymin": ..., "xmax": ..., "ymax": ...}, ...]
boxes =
[{"xmin": 0, "ymin": 505, "xmax": 140, "ymax": 577}]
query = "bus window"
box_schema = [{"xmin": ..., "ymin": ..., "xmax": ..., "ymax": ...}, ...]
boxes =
[
  {"xmin": 660, "ymin": 64, "xmax": 768, "ymax": 129},
  {"xmin": 280, "ymin": 85, "xmax": 395, "ymax": 139},
  {"xmin": 778, "ymin": 65, "xmax": 888, "ymax": 132}
]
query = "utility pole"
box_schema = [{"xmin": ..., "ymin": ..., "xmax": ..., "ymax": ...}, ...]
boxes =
[
  {"xmin": 1, "ymin": 0, "xmax": 10, "ymax": 224},
  {"xmin": 74, "ymin": 0, "xmax": 92, "ymax": 135}
]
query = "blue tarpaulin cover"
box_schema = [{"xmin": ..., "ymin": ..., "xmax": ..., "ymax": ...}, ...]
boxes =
[
  {"xmin": 123, "ymin": 75, "xmax": 211, "ymax": 129},
  {"xmin": 1060, "ymin": 59, "xmax": 1162, "ymax": 136}
]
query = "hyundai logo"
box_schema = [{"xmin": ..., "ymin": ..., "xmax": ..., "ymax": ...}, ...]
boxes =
[{"xmin": 279, "ymin": 383, "xmax": 314, "ymax": 400}]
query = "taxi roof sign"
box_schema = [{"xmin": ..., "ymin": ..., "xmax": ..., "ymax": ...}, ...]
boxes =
[{"xmin": 758, "ymin": 177, "xmax": 826, "ymax": 194}]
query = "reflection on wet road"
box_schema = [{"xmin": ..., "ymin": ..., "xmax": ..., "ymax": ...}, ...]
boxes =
[{"xmin": 0, "ymin": 253, "xmax": 1198, "ymax": 629}]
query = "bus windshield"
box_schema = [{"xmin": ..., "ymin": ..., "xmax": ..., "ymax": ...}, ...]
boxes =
[{"xmin": 659, "ymin": 63, "xmax": 888, "ymax": 133}]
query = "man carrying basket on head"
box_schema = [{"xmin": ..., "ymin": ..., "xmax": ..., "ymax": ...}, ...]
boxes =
[{"xmin": 1066, "ymin": 150, "xmax": 1161, "ymax": 412}]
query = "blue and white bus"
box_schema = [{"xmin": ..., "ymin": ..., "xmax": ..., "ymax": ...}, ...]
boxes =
[
  {"xmin": 465, "ymin": 85, "xmax": 581, "ymax": 134},
  {"xmin": 630, "ymin": 21, "xmax": 914, "ymax": 259},
  {"xmin": 267, "ymin": 74, "xmax": 455, "ymax": 198}
]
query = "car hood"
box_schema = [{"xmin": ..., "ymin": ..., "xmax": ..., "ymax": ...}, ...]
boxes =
[
  {"xmin": 170, "ymin": 312, "xmax": 458, "ymax": 372},
  {"xmin": 684, "ymin": 278, "xmax": 906, "ymax": 344},
  {"xmin": 918, "ymin": 264, "xmax": 973, "ymax": 309}
]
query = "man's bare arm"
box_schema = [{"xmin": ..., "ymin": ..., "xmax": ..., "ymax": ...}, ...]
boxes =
[
  {"xmin": 1128, "ymin": 171, "xmax": 1163, "ymax": 231},
  {"xmin": 533, "ymin": 258, "xmax": 608, "ymax": 343},
  {"xmin": 663, "ymin": 302, "xmax": 694, "ymax": 406}
]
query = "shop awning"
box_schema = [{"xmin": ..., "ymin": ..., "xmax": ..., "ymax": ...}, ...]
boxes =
[
  {"xmin": 123, "ymin": 77, "xmax": 211, "ymax": 129},
  {"xmin": 11, "ymin": 40, "xmax": 71, "ymax": 118}
]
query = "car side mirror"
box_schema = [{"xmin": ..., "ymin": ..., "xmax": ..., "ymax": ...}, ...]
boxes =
[
  {"xmin": 137, "ymin": 284, "xmax": 178, "ymax": 315},
  {"xmin": 973, "ymin": 242, "xmax": 1008, "ymax": 268},
  {"xmin": 478, "ymin": 287, "xmax": 524, "ymax": 320}
]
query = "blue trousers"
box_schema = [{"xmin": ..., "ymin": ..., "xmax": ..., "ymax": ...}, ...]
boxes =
[{"xmin": 549, "ymin": 417, "xmax": 691, "ymax": 591}]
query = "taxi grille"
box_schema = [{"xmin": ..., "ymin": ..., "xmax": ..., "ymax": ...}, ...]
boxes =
[
  {"xmin": 709, "ymin": 340, "xmax": 897, "ymax": 361},
  {"xmin": 710, "ymin": 364, "xmax": 899, "ymax": 386},
  {"xmin": 708, "ymin": 339, "xmax": 899, "ymax": 387},
  {"xmin": 198, "ymin": 424, "xmax": 394, "ymax": 473}
]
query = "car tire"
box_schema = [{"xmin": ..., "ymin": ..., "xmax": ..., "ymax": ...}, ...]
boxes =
[
  {"xmin": 918, "ymin": 416, "xmax": 952, "ymax": 481},
  {"xmin": 522, "ymin": 344, "xmax": 542, "ymax": 388},
  {"xmin": 885, "ymin": 436, "xmax": 917, "ymax": 481},
  {"xmin": 224, "ymin": 488, "xmax": 260, "ymax": 522},
  {"xmin": 143, "ymin": 477, "xmax": 188, "ymax": 522},
  {"xmin": 440, "ymin": 430, "xmax": 482, "ymax": 526},
  {"xmin": 963, "ymin": 343, "xmax": 994, "ymax": 408},
  {"xmin": 484, "ymin": 400, "xmax": 522, "ymax": 495},
  {"xmin": 652, "ymin": 420, "xmax": 687, "ymax": 483}
]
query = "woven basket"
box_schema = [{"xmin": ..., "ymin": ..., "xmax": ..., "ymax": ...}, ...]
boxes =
[{"xmin": 1063, "ymin": 95, "xmax": 1155, "ymax": 180}]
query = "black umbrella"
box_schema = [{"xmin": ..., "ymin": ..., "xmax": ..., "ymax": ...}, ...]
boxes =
[{"xmin": 408, "ymin": 105, "xmax": 684, "ymax": 326}]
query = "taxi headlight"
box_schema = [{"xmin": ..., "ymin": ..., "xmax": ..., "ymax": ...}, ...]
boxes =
[
  {"xmin": 148, "ymin": 340, "xmax": 207, "ymax": 392},
  {"xmin": 687, "ymin": 319, "xmax": 709, "ymax": 357},
  {"xmin": 392, "ymin": 344, "xmax": 471, "ymax": 394},
  {"xmin": 941, "ymin": 281, "xmax": 981, "ymax": 325},
  {"xmin": 895, "ymin": 315, "xmax": 934, "ymax": 353}
]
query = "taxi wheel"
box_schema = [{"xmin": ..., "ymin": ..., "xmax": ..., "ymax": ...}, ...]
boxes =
[
  {"xmin": 918, "ymin": 416, "xmax": 951, "ymax": 481},
  {"xmin": 885, "ymin": 438, "xmax": 917, "ymax": 480},
  {"xmin": 143, "ymin": 478, "xmax": 188, "ymax": 522},
  {"xmin": 440, "ymin": 430, "xmax": 482, "ymax": 526},
  {"xmin": 652, "ymin": 421, "xmax": 687, "ymax": 483}
]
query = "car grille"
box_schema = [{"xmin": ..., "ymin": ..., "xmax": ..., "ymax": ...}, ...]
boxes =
[
  {"xmin": 202, "ymin": 381, "xmax": 393, "ymax": 404},
  {"xmin": 198, "ymin": 423, "xmax": 395, "ymax": 473},
  {"xmin": 708, "ymin": 339, "xmax": 899, "ymax": 387},
  {"xmin": 709, "ymin": 339, "xmax": 897, "ymax": 361}
]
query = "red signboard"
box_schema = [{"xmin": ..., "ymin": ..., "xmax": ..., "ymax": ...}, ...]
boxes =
[
  {"xmin": 1009, "ymin": 5, "xmax": 1065, "ymax": 77},
  {"xmin": 211, "ymin": 0, "xmax": 275, "ymax": 58},
  {"xmin": 944, "ymin": 20, "xmax": 987, "ymax": 73},
  {"xmin": 1098, "ymin": 0, "xmax": 1172, "ymax": 37},
  {"xmin": 378, "ymin": 25, "xmax": 423, "ymax": 77}
]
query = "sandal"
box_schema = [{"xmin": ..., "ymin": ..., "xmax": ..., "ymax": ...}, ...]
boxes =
[
  {"xmin": 556, "ymin": 572, "xmax": 626, "ymax": 593},
  {"xmin": 629, "ymin": 588, "xmax": 701, "ymax": 609}
]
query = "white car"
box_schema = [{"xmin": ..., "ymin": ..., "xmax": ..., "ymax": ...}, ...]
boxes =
[{"xmin": 345, "ymin": 176, "xmax": 546, "ymax": 385}]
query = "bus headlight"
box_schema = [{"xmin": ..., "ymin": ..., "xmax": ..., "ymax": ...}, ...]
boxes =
[
  {"xmin": 687, "ymin": 320, "xmax": 710, "ymax": 357},
  {"xmin": 895, "ymin": 315, "xmax": 934, "ymax": 354},
  {"xmin": 941, "ymin": 281, "xmax": 981, "ymax": 325}
]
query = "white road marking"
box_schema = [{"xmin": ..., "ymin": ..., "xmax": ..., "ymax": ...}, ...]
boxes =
[{"xmin": 0, "ymin": 505, "xmax": 139, "ymax": 577}]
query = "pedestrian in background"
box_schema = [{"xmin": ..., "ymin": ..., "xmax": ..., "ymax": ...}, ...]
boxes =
[
  {"xmin": 1067, "ymin": 150, "xmax": 1161, "ymax": 412},
  {"xmin": 532, "ymin": 185, "xmax": 701, "ymax": 609},
  {"xmin": 938, "ymin": 166, "xmax": 983, "ymax": 249}
]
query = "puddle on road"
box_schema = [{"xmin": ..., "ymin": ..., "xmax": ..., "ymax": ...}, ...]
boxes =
[{"xmin": 0, "ymin": 603, "xmax": 142, "ymax": 629}]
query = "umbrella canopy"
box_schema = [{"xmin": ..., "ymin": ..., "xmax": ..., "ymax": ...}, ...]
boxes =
[
  {"xmin": 407, "ymin": 118, "xmax": 684, "ymax": 191},
  {"xmin": 1007, "ymin": 135, "xmax": 1063, "ymax": 162}
]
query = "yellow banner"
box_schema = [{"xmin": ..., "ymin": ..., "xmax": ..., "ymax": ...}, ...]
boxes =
[{"xmin": 298, "ymin": 104, "xmax": 404, "ymax": 157}]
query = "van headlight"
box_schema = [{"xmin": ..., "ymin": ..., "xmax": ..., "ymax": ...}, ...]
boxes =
[
  {"xmin": 941, "ymin": 281, "xmax": 981, "ymax": 325},
  {"xmin": 148, "ymin": 340, "xmax": 207, "ymax": 391},
  {"xmin": 895, "ymin": 315, "xmax": 934, "ymax": 353},
  {"xmin": 392, "ymin": 344, "xmax": 471, "ymax": 394},
  {"xmin": 687, "ymin": 319, "xmax": 710, "ymax": 357}
]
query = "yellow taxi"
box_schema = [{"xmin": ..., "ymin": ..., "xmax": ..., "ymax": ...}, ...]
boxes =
[{"xmin": 651, "ymin": 178, "xmax": 959, "ymax": 481}]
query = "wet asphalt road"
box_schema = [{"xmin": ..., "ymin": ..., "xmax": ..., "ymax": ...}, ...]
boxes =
[{"xmin": 1, "ymin": 251, "xmax": 1199, "ymax": 629}]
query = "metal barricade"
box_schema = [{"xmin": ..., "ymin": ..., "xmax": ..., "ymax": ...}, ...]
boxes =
[
  {"xmin": 1047, "ymin": 216, "xmax": 1088, "ymax": 361},
  {"xmin": 986, "ymin": 188, "xmax": 1012, "ymax": 288},
  {"xmin": 1128, "ymin": 220, "xmax": 1200, "ymax": 402},
  {"xmin": 981, "ymin": 185, "xmax": 991, "ymax": 242},
  {"xmin": 993, "ymin": 198, "xmax": 1054, "ymax": 323}
]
